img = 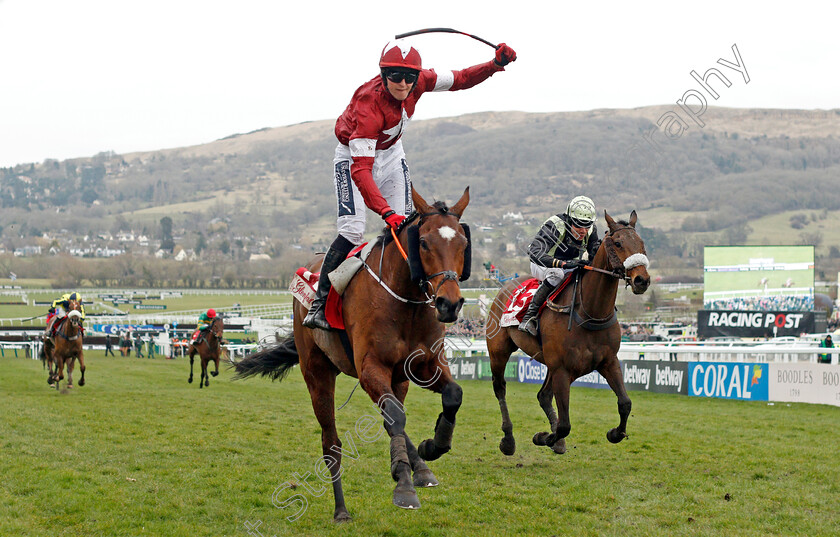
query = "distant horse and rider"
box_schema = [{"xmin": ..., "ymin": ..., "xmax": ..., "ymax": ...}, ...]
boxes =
[
  {"xmin": 235, "ymin": 188, "xmax": 472, "ymax": 521},
  {"xmin": 41, "ymin": 293, "xmax": 86, "ymax": 390},
  {"xmin": 188, "ymin": 311, "xmax": 226, "ymax": 388},
  {"xmin": 486, "ymin": 209, "xmax": 650, "ymax": 455}
]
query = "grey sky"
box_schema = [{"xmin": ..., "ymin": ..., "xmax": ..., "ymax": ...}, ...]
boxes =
[{"xmin": 1, "ymin": 0, "xmax": 837, "ymax": 167}]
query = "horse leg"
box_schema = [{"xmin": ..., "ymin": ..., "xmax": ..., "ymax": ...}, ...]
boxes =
[
  {"xmin": 302, "ymin": 352, "xmax": 351, "ymax": 522},
  {"xmin": 77, "ymin": 349, "xmax": 86, "ymax": 387},
  {"xmin": 539, "ymin": 370, "xmax": 571, "ymax": 449},
  {"xmin": 202, "ymin": 356, "xmax": 210, "ymax": 387},
  {"xmin": 393, "ymin": 380, "xmax": 438, "ymax": 487},
  {"xmin": 409, "ymin": 360, "xmax": 462, "ymax": 464},
  {"xmin": 599, "ymin": 356, "xmax": 631, "ymax": 444},
  {"xmin": 66, "ymin": 357, "xmax": 75, "ymax": 389},
  {"xmin": 188, "ymin": 350, "xmax": 195, "ymax": 384},
  {"xmin": 359, "ymin": 364, "xmax": 420, "ymax": 510},
  {"xmin": 211, "ymin": 353, "xmax": 220, "ymax": 377},
  {"xmin": 532, "ymin": 371, "xmax": 566, "ymax": 454},
  {"xmin": 489, "ymin": 333, "xmax": 517, "ymax": 456},
  {"xmin": 54, "ymin": 355, "xmax": 66, "ymax": 390}
]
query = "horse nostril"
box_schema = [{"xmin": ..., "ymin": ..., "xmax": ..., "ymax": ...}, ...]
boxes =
[{"xmin": 634, "ymin": 275, "xmax": 650, "ymax": 288}]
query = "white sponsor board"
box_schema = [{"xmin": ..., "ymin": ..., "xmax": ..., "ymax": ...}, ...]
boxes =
[{"xmin": 769, "ymin": 363, "xmax": 840, "ymax": 407}]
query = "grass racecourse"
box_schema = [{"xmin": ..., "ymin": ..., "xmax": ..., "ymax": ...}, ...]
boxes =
[{"xmin": 3, "ymin": 352, "xmax": 840, "ymax": 537}]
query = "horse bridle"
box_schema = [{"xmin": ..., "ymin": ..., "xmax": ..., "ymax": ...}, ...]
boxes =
[
  {"xmin": 365, "ymin": 210, "xmax": 466, "ymax": 306},
  {"xmin": 597, "ymin": 225, "xmax": 649, "ymax": 286},
  {"xmin": 56, "ymin": 315, "xmax": 82, "ymax": 341}
]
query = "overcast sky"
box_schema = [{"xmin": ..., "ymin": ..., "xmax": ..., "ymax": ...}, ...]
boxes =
[{"xmin": 1, "ymin": 0, "xmax": 838, "ymax": 167}]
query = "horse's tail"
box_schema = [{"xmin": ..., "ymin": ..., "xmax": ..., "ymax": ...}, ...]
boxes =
[{"xmin": 232, "ymin": 335, "xmax": 299, "ymax": 382}]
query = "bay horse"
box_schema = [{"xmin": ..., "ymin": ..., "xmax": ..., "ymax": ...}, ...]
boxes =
[
  {"xmin": 486, "ymin": 211, "xmax": 650, "ymax": 456},
  {"xmin": 41, "ymin": 300, "xmax": 86, "ymax": 390},
  {"xmin": 234, "ymin": 187, "xmax": 471, "ymax": 522},
  {"xmin": 188, "ymin": 316, "xmax": 224, "ymax": 388}
]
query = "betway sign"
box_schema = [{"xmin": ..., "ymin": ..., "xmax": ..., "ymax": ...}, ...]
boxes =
[{"xmin": 698, "ymin": 310, "xmax": 814, "ymax": 338}]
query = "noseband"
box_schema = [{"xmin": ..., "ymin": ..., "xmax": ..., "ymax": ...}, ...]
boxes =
[
  {"xmin": 364, "ymin": 210, "xmax": 467, "ymax": 306},
  {"xmin": 601, "ymin": 226, "xmax": 650, "ymax": 286}
]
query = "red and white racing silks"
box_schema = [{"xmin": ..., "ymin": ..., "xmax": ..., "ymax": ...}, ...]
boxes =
[{"xmin": 334, "ymin": 61, "xmax": 505, "ymax": 216}]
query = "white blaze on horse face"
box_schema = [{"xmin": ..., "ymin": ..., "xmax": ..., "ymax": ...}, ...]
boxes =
[
  {"xmin": 438, "ymin": 226, "xmax": 457, "ymax": 241},
  {"xmin": 624, "ymin": 253, "xmax": 650, "ymax": 270}
]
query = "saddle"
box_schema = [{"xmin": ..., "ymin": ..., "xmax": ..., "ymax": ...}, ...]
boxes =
[
  {"xmin": 499, "ymin": 275, "xmax": 574, "ymax": 327},
  {"xmin": 289, "ymin": 242, "xmax": 377, "ymax": 331}
]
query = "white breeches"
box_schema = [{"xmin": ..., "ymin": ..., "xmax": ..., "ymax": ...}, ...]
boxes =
[
  {"xmin": 333, "ymin": 141, "xmax": 413, "ymax": 245},
  {"xmin": 530, "ymin": 262, "xmax": 566, "ymax": 287}
]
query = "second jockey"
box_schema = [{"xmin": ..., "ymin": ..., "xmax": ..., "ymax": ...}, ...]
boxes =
[
  {"xmin": 518, "ymin": 196, "xmax": 601, "ymax": 336},
  {"xmin": 303, "ymin": 38, "xmax": 517, "ymax": 330}
]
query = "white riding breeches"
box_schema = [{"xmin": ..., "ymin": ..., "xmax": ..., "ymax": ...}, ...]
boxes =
[
  {"xmin": 333, "ymin": 141, "xmax": 413, "ymax": 245},
  {"xmin": 530, "ymin": 262, "xmax": 566, "ymax": 287}
]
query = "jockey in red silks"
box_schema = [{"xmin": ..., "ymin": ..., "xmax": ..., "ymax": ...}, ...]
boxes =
[{"xmin": 303, "ymin": 38, "xmax": 517, "ymax": 330}]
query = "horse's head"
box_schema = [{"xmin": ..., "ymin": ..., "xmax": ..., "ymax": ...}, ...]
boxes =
[
  {"xmin": 602, "ymin": 210, "xmax": 651, "ymax": 295},
  {"xmin": 66, "ymin": 309, "xmax": 83, "ymax": 327},
  {"xmin": 406, "ymin": 186, "xmax": 471, "ymax": 323},
  {"xmin": 210, "ymin": 316, "xmax": 224, "ymax": 337}
]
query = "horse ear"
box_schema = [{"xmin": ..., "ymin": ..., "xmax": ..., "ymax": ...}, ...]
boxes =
[
  {"xmin": 450, "ymin": 187, "xmax": 470, "ymax": 219},
  {"xmin": 604, "ymin": 210, "xmax": 618, "ymax": 231},
  {"xmin": 628, "ymin": 210, "xmax": 638, "ymax": 228},
  {"xmin": 412, "ymin": 186, "xmax": 432, "ymax": 214}
]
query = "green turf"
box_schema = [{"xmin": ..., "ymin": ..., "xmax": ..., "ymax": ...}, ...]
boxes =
[
  {"xmin": 2, "ymin": 353, "xmax": 839, "ymax": 536},
  {"xmin": 0, "ymin": 291, "xmax": 293, "ymax": 324}
]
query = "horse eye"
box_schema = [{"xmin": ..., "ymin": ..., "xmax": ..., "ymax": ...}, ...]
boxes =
[
  {"xmin": 614, "ymin": 241, "xmax": 622, "ymax": 249},
  {"xmin": 419, "ymin": 238, "xmax": 429, "ymax": 250}
]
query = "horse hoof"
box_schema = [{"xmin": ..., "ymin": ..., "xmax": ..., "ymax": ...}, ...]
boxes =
[
  {"xmin": 533, "ymin": 432, "xmax": 552, "ymax": 446},
  {"xmin": 499, "ymin": 436, "xmax": 516, "ymax": 456},
  {"xmin": 607, "ymin": 428, "xmax": 628, "ymax": 444},
  {"xmin": 78, "ymin": 379, "xmax": 85, "ymax": 387},
  {"xmin": 66, "ymin": 384, "xmax": 73, "ymax": 389},
  {"xmin": 417, "ymin": 439, "xmax": 447, "ymax": 462},
  {"xmin": 333, "ymin": 510, "xmax": 352, "ymax": 523},
  {"xmin": 393, "ymin": 488, "xmax": 421, "ymax": 510},
  {"xmin": 412, "ymin": 468, "xmax": 439, "ymax": 488},
  {"xmin": 551, "ymin": 438, "xmax": 567, "ymax": 455},
  {"xmin": 188, "ymin": 378, "xmax": 193, "ymax": 383},
  {"xmin": 211, "ymin": 371, "xmax": 218, "ymax": 377}
]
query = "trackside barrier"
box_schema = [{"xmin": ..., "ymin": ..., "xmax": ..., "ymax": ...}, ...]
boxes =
[
  {"xmin": 443, "ymin": 340, "xmax": 840, "ymax": 408},
  {"xmin": 0, "ymin": 340, "xmax": 40, "ymax": 359}
]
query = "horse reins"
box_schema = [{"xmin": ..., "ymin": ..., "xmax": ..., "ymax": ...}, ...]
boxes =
[{"xmin": 568, "ymin": 225, "xmax": 649, "ymax": 327}]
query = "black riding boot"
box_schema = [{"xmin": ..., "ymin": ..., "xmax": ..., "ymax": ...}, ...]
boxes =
[
  {"xmin": 518, "ymin": 281, "xmax": 555, "ymax": 337},
  {"xmin": 302, "ymin": 235, "xmax": 355, "ymax": 330}
]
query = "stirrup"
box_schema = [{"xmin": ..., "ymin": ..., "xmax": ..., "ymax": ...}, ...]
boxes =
[
  {"xmin": 518, "ymin": 317, "xmax": 539, "ymax": 336},
  {"xmin": 302, "ymin": 302, "xmax": 331, "ymax": 330}
]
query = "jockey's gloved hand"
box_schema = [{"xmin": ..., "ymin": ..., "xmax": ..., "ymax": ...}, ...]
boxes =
[
  {"xmin": 562, "ymin": 259, "xmax": 585, "ymax": 269},
  {"xmin": 494, "ymin": 43, "xmax": 517, "ymax": 67},
  {"xmin": 382, "ymin": 210, "xmax": 406, "ymax": 230}
]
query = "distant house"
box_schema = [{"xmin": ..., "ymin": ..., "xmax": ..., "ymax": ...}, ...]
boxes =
[
  {"xmin": 13, "ymin": 245, "xmax": 41, "ymax": 257},
  {"xmin": 249, "ymin": 253, "xmax": 271, "ymax": 262}
]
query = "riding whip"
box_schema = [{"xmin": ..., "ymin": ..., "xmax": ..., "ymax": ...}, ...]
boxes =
[{"xmin": 395, "ymin": 28, "xmax": 499, "ymax": 50}]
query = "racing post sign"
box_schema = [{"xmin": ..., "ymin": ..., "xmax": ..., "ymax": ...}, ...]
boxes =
[{"xmin": 697, "ymin": 310, "xmax": 815, "ymax": 339}]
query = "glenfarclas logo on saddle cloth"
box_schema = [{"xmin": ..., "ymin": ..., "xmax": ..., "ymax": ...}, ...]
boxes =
[{"xmin": 289, "ymin": 267, "xmax": 317, "ymax": 310}]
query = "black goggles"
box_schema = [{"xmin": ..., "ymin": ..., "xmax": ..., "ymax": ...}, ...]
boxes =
[
  {"xmin": 569, "ymin": 218, "xmax": 593, "ymax": 228},
  {"xmin": 383, "ymin": 69, "xmax": 418, "ymax": 84}
]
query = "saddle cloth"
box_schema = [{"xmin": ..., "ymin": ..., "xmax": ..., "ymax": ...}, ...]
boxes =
[
  {"xmin": 288, "ymin": 242, "xmax": 374, "ymax": 331},
  {"xmin": 499, "ymin": 274, "xmax": 573, "ymax": 327}
]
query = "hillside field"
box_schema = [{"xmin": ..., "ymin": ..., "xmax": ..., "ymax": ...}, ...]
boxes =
[{"xmin": 2, "ymin": 353, "xmax": 839, "ymax": 536}]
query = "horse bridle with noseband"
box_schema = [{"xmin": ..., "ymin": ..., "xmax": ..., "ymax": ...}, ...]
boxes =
[
  {"xmin": 364, "ymin": 210, "xmax": 467, "ymax": 306},
  {"xmin": 593, "ymin": 225, "xmax": 650, "ymax": 286},
  {"xmin": 567, "ymin": 224, "xmax": 650, "ymax": 328}
]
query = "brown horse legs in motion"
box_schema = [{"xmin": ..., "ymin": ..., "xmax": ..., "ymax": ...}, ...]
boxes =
[
  {"xmin": 42, "ymin": 308, "xmax": 86, "ymax": 390},
  {"xmin": 188, "ymin": 318, "xmax": 224, "ymax": 388},
  {"xmin": 235, "ymin": 187, "xmax": 472, "ymax": 521},
  {"xmin": 487, "ymin": 211, "xmax": 650, "ymax": 455}
]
